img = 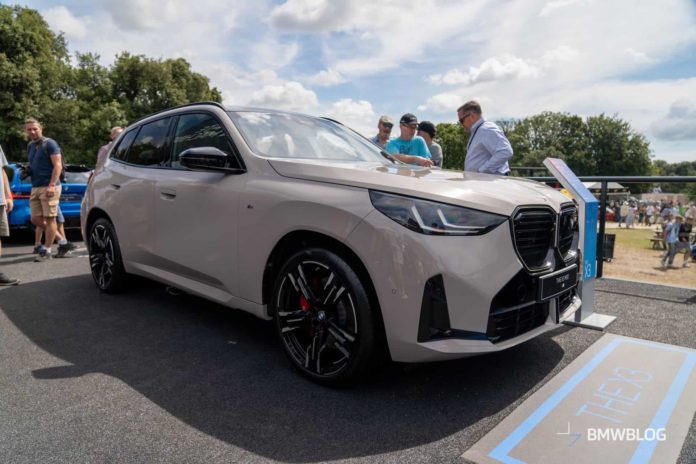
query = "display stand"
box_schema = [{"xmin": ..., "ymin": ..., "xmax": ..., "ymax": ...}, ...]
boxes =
[{"xmin": 543, "ymin": 158, "xmax": 616, "ymax": 330}]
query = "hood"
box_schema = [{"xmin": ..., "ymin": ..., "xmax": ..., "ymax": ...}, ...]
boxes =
[{"xmin": 267, "ymin": 159, "xmax": 571, "ymax": 216}]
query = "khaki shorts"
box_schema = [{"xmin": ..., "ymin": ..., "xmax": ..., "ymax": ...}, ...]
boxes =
[
  {"xmin": 30, "ymin": 186, "xmax": 61, "ymax": 218},
  {"xmin": 0, "ymin": 205, "xmax": 8, "ymax": 237}
]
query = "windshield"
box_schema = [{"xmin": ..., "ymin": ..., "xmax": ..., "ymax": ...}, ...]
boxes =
[{"xmin": 228, "ymin": 111, "xmax": 389, "ymax": 163}]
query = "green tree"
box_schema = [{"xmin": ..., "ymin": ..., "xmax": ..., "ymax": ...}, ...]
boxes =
[
  {"xmin": 111, "ymin": 53, "xmax": 222, "ymax": 122},
  {"xmin": 0, "ymin": 5, "xmax": 70, "ymax": 160},
  {"xmin": 435, "ymin": 122, "xmax": 468, "ymax": 170}
]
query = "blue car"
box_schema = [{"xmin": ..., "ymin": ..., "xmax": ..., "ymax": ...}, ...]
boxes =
[{"xmin": 2, "ymin": 163, "xmax": 91, "ymax": 230}]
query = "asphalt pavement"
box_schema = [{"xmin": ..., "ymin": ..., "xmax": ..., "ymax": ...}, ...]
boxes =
[{"xmin": 0, "ymin": 236, "xmax": 694, "ymax": 464}]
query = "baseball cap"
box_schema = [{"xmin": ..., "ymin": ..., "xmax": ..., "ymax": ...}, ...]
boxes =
[
  {"xmin": 378, "ymin": 115, "xmax": 394, "ymax": 125},
  {"xmin": 399, "ymin": 113, "xmax": 418, "ymax": 125},
  {"xmin": 417, "ymin": 121, "xmax": 436, "ymax": 137}
]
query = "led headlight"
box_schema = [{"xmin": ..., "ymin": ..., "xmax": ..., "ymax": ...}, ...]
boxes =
[{"xmin": 369, "ymin": 190, "xmax": 507, "ymax": 236}]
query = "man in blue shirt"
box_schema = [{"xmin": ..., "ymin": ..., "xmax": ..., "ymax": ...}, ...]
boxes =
[
  {"xmin": 25, "ymin": 118, "xmax": 73, "ymax": 261},
  {"xmin": 385, "ymin": 113, "xmax": 433, "ymax": 167},
  {"xmin": 457, "ymin": 101, "xmax": 512, "ymax": 175}
]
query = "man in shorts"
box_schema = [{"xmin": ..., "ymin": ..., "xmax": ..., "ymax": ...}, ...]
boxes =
[
  {"xmin": 25, "ymin": 118, "xmax": 72, "ymax": 261},
  {"xmin": 0, "ymin": 144, "xmax": 19, "ymax": 285}
]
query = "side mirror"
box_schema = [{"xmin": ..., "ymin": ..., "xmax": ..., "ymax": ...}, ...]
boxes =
[{"xmin": 178, "ymin": 147, "xmax": 244, "ymax": 174}]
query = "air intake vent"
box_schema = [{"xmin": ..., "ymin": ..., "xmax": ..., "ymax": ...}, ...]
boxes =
[
  {"xmin": 512, "ymin": 208, "xmax": 555, "ymax": 270},
  {"xmin": 558, "ymin": 206, "xmax": 577, "ymax": 258}
]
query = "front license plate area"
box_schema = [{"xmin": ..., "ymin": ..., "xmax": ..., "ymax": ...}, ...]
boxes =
[{"xmin": 539, "ymin": 265, "xmax": 577, "ymax": 301}]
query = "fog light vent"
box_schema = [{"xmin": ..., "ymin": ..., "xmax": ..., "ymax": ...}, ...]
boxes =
[{"xmin": 417, "ymin": 275, "xmax": 452, "ymax": 342}]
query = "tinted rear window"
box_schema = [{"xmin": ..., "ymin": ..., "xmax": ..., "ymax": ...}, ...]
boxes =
[
  {"xmin": 127, "ymin": 118, "xmax": 171, "ymax": 166},
  {"xmin": 111, "ymin": 129, "xmax": 138, "ymax": 162}
]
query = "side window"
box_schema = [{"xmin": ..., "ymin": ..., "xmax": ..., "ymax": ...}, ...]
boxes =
[
  {"xmin": 171, "ymin": 113, "xmax": 238, "ymax": 168},
  {"xmin": 126, "ymin": 118, "xmax": 171, "ymax": 166},
  {"xmin": 111, "ymin": 129, "xmax": 138, "ymax": 162}
]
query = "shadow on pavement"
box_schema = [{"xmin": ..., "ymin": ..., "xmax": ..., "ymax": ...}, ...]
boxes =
[{"xmin": 1, "ymin": 275, "xmax": 566, "ymax": 462}]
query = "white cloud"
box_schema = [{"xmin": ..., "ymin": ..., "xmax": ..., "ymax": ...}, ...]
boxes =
[
  {"xmin": 651, "ymin": 99, "xmax": 696, "ymax": 141},
  {"xmin": 539, "ymin": 0, "xmax": 589, "ymax": 17},
  {"xmin": 417, "ymin": 93, "xmax": 463, "ymax": 114},
  {"xmin": 624, "ymin": 48, "xmax": 655, "ymax": 65},
  {"xmin": 307, "ymin": 68, "xmax": 345, "ymax": 86},
  {"xmin": 324, "ymin": 98, "xmax": 375, "ymax": 136},
  {"xmin": 428, "ymin": 54, "xmax": 542, "ymax": 86},
  {"xmin": 249, "ymin": 81, "xmax": 318, "ymax": 111},
  {"xmin": 269, "ymin": 0, "xmax": 354, "ymax": 32},
  {"xmin": 43, "ymin": 6, "xmax": 88, "ymax": 39}
]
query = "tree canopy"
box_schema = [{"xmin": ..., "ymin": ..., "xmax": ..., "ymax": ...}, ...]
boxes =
[{"xmin": 0, "ymin": 5, "xmax": 221, "ymax": 165}]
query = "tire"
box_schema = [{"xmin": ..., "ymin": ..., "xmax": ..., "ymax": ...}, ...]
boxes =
[
  {"xmin": 271, "ymin": 247, "xmax": 378, "ymax": 386},
  {"xmin": 88, "ymin": 218, "xmax": 128, "ymax": 293}
]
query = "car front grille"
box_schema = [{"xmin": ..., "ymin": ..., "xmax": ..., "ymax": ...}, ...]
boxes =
[
  {"xmin": 512, "ymin": 208, "xmax": 555, "ymax": 270},
  {"xmin": 487, "ymin": 302, "xmax": 549, "ymax": 343},
  {"xmin": 558, "ymin": 206, "xmax": 577, "ymax": 258}
]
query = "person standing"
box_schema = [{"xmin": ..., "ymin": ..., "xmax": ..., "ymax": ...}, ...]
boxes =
[
  {"xmin": 0, "ymin": 144, "xmax": 19, "ymax": 285},
  {"xmin": 619, "ymin": 201, "xmax": 629, "ymax": 228},
  {"xmin": 96, "ymin": 126, "xmax": 123, "ymax": 169},
  {"xmin": 25, "ymin": 118, "xmax": 72, "ymax": 261},
  {"xmin": 385, "ymin": 114, "xmax": 433, "ymax": 167},
  {"xmin": 677, "ymin": 216, "xmax": 693, "ymax": 267},
  {"xmin": 457, "ymin": 100, "xmax": 512, "ymax": 175},
  {"xmin": 370, "ymin": 116, "xmax": 393, "ymax": 149},
  {"xmin": 417, "ymin": 121, "xmax": 443, "ymax": 167},
  {"xmin": 661, "ymin": 213, "xmax": 679, "ymax": 269}
]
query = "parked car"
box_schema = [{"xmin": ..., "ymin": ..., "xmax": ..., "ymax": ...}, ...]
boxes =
[
  {"xmin": 3, "ymin": 163, "xmax": 91, "ymax": 230},
  {"xmin": 82, "ymin": 102, "xmax": 581, "ymax": 385},
  {"xmin": 603, "ymin": 207, "xmax": 616, "ymax": 222}
]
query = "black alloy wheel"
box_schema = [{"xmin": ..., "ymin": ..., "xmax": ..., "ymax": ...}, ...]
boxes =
[
  {"xmin": 88, "ymin": 218, "xmax": 128, "ymax": 293},
  {"xmin": 272, "ymin": 248, "xmax": 378, "ymax": 386}
]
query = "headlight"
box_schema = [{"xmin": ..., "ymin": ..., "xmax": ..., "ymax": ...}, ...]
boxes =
[{"xmin": 369, "ymin": 190, "xmax": 507, "ymax": 236}]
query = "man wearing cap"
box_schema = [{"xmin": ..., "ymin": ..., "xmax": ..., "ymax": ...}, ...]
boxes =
[
  {"xmin": 371, "ymin": 116, "xmax": 393, "ymax": 149},
  {"xmin": 457, "ymin": 100, "xmax": 512, "ymax": 175},
  {"xmin": 385, "ymin": 113, "xmax": 433, "ymax": 167},
  {"xmin": 417, "ymin": 121, "xmax": 443, "ymax": 167}
]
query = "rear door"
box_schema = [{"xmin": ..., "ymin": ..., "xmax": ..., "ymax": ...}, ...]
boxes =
[
  {"xmin": 102, "ymin": 117, "xmax": 173, "ymax": 265},
  {"xmin": 153, "ymin": 111, "xmax": 247, "ymax": 296}
]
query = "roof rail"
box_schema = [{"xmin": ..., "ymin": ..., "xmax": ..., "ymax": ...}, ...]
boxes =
[{"xmin": 130, "ymin": 101, "xmax": 225, "ymax": 126}]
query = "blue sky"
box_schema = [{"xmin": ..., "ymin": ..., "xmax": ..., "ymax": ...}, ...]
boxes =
[{"xmin": 7, "ymin": 0, "xmax": 696, "ymax": 163}]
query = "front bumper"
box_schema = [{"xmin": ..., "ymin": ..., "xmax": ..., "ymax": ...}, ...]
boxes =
[{"xmin": 346, "ymin": 209, "xmax": 581, "ymax": 362}]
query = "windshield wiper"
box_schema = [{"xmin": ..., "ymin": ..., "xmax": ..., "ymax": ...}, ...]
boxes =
[{"xmin": 380, "ymin": 150, "xmax": 401, "ymax": 164}]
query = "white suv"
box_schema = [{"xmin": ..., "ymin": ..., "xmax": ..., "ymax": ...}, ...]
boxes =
[{"xmin": 82, "ymin": 102, "xmax": 581, "ymax": 385}]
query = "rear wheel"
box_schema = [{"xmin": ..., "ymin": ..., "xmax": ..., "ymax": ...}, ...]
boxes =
[
  {"xmin": 88, "ymin": 218, "xmax": 128, "ymax": 293},
  {"xmin": 271, "ymin": 247, "xmax": 378, "ymax": 386}
]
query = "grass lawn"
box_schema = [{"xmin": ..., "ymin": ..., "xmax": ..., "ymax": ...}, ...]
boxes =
[{"xmin": 602, "ymin": 226, "xmax": 657, "ymax": 250}]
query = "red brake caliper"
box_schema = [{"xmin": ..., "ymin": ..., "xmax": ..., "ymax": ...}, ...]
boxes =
[{"xmin": 300, "ymin": 295, "xmax": 310, "ymax": 312}]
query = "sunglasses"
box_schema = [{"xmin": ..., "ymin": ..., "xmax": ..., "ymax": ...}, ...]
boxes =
[
  {"xmin": 382, "ymin": 123, "xmax": 393, "ymax": 129},
  {"xmin": 401, "ymin": 123, "xmax": 418, "ymax": 129},
  {"xmin": 458, "ymin": 113, "xmax": 472, "ymax": 124}
]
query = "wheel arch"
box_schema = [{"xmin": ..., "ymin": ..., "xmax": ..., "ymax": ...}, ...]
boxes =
[
  {"xmin": 84, "ymin": 208, "xmax": 112, "ymax": 252},
  {"xmin": 262, "ymin": 230, "xmax": 389, "ymax": 357}
]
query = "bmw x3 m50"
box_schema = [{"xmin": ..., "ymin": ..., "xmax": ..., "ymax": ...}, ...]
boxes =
[{"xmin": 82, "ymin": 102, "xmax": 581, "ymax": 385}]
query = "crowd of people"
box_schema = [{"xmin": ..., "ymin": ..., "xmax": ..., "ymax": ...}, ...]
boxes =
[
  {"xmin": 370, "ymin": 100, "xmax": 513, "ymax": 175},
  {"xmin": 609, "ymin": 199, "xmax": 696, "ymax": 269}
]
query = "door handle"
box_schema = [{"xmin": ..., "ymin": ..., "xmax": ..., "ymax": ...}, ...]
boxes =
[
  {"xmin": 110, "ymin": 184, "xmax": 121, "ymax": 190},
  {"xmin": 160, "ymin": 188, "xmax": 176, "ymax": 199}
]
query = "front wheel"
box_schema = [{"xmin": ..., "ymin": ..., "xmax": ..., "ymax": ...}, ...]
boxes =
[
  {"xmin": 88, "ymin": 218, "xmax": 128, "ymax": 293},
  {"xmin": 271, "ymin": 248, "xmax": 379, "ymax": 386}
]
